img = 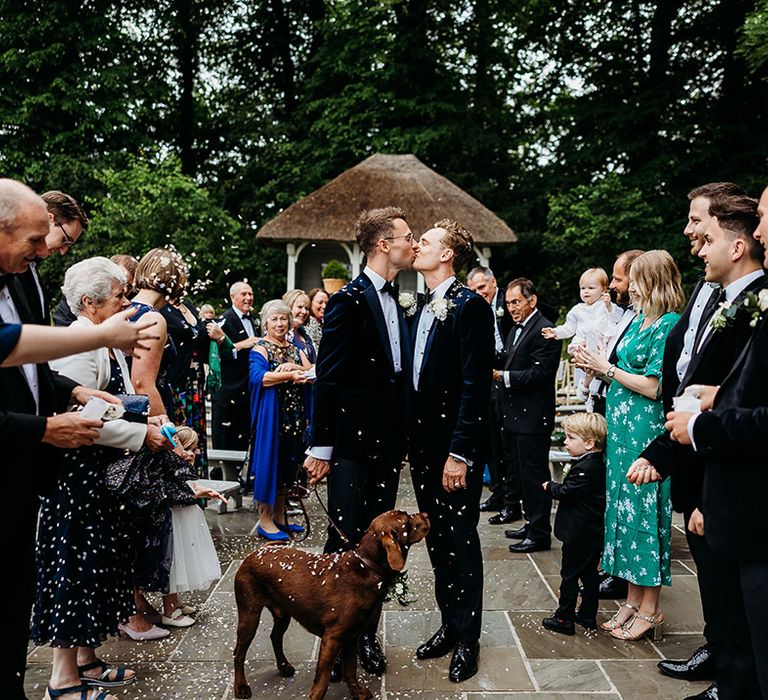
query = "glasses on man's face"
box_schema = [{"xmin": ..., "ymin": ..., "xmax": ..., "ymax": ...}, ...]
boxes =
[
  {"xmin": 55, "ymin": 221, "xmax": 77, "ymax": 247},
  {"xmin": 383, "ymin": 232, "xmax": 414, "ymax": 242}
]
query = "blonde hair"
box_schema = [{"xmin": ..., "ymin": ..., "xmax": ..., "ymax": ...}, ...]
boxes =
[
  {"xmin": 563, "ymin": 412, "xmax": 607, "ymax": 450},
  {"xmin": 630, "ymin": 250, "xmax": 685, "ymax": 319},
  {"xmin": 580, "ymin": 267, "xmax": 608, "ymax": 289},
  {"xmin": 175, "ymin": 425, "xmax": 198, "ymax": 451},
  {"xmin": 134, "ymin": 248, "xmax": 188, "ymax": 304}
]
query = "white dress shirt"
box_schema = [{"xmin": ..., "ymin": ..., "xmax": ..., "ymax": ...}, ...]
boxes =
[
  {"xmin": 413, "ymin": 276, "xmax": 455, "ymax": 390},
  {"xmin": 0, "ymin": 285, "xmax": 40, "ymax": 411},
  {"xmin": 233, "ymin": 304, "xmax": 256, "ymax": 338},
  {"xmin": 492, "ymin": 289, "xmax": 504, "ymax": 353},
  {"xmin": 676, "ymin": 282, "xmax": 717, "ymax": 382},
  {"xmin": 503, "ymin": 308, "xmax": 539, "ymax": 388},
  {"xmin": 363, "ymin": 266, "xmax": 402, "ymax": 373}
]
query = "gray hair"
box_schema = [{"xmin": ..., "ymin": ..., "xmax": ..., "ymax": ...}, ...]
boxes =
[
  {"xmin": 62, "ymin": 256, "xmax": 127, "ymax": 315},
  {"xmin": 0, "ymin": 179, "xmax": 46, "ymax": 233},
  {"xmin": 468, "ymin": 265, "xmax": 494, "ymax": 282},
  {"xmin": 259, "ymin": 299, "xmax": 292, "ymax": 334},
  {"xmin": 230, "ymin": 281, "xmax": 252, "ymax": 297}
]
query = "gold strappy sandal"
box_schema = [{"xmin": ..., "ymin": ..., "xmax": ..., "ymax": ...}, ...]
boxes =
[{"xmin": 599, "ymin": 602, "xmax": 639, "ymax": 631}]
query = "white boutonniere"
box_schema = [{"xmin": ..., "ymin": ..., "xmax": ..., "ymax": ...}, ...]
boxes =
[
  {"xmin": 495, "ymin": 306, "xmax": 505, "ymax": 318},
  {"xmin": 744, "ymin": 289, "xmax": 768, "ymax": 327},
  {"xmin": 428, "ymin": 297, "xmax": 456, "ymax": 322},
  {"xmin": 399, "ymin": 292, "xmax": 418, "ymax": 317},
  {"xmin": 710, "ymin": 300, "xmax": 733, "ymax": 332}
]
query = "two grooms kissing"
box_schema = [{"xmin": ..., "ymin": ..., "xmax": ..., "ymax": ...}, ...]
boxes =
[{"xmin": 304, "ymin": 207, "xmax": 494, "ymax": 683}]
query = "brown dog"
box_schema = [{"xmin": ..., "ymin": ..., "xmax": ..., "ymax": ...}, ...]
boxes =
[{"xmin": 233, "ymin": 509, "xmax": 429, "ymax": 699}]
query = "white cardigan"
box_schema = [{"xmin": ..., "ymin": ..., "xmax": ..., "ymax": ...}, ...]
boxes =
[{"xmin": 50, "ymin": 316, "xmax": 147, "ymax": 452}]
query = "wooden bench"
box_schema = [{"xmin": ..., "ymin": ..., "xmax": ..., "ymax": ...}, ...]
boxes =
[{"xmin": 195, "ymin": 478, "xmax": 243, "ymax": 515}]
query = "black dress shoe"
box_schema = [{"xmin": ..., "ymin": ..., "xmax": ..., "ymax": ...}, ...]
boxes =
[
  {"xmin": 479, "ymin": 496, "xmax": 503, "ymax": 512},
  {"xmin": 488, "ymin": 507, "xmax": 523, "ymax": 524},
  {"xmin": 504, "ymin": 525, "xmax": 529, "ymax": 539},
  {"xmin": 597, "ymin": 572, "xmax": 628, "ymax": 599},
  {"xmin": 575, "ymin": 615, "xmax": 597, "ymax": 631},
  {"xmin": 542, "ymin": 614, "xmax": 575, "ymax": 636},
  {"xmin": 330, "ymin": 655, "xmax": 342, "ymax": 682},
  {"xmin": 449, "ymin": 641, "xmax": 479, "ymax": 682},
  {"xmin": 358, "ymin": 632, "xmax": 386, "ymax": 675},
  {"xmin": 684, "ymin": 683, "xmax": 718, "ymax": 700},
  {"xmin": 416, "ymin": 624, "xmax": 454, "ymax": 659},
  {"xmin": 509, "ymin": 537, "xmax": 551, "ymax": 553},
  {"xmin": 658, "ymin": 643, "xmax": 716, "ymax": 681}
]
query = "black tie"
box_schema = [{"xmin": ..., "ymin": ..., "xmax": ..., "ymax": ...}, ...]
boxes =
[
  {"xmin": 693, "ymin": 286, "xmax": 725, "ymax": 349},
  {"xmin": 381, "ymin": 280, "xmax": 399, "ymax": 300},
  {"xmin": 0, "ymin": 274, "xmax": 12, "ymax": 292},
  {"xmin": 241, "ymin": 313, "xmax": 251, "ymax": 321}
]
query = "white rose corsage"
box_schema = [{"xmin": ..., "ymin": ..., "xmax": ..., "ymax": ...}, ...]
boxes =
[
  {"xmin": 496, "ymin": 306, "xmax": 505, "ymax": 318},
  {"xmin": 428, "ymin": 297, "xmax": 456, "ymax": 322},
  {"xmin": 709, "ymin": 300, "xmax": 734, "ymax": 332},
  {"xmin": 399, "ymin": 292, "xmax": 418, "ymax": 317},
  {"xmin": 744, "ymin": 289, "xmax": 768, "ymax": 327}
]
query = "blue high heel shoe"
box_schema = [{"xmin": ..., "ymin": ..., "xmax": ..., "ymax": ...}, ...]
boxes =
[
  {"xmin": 275, "ymin": 521, "xmax": 305, "ymax": 534},
  {"xmin": 256, "ymin": 525, "xmax": 290, "ymax": 542}
]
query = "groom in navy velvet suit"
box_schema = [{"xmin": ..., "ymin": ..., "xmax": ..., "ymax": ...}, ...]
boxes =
[
  {"xmin": 304, "ymin": 206, "xmax": 417, "ymax": 676},
  {"xmin": 408, "ymin": 220, "xmax": 494, "ymax": 683}
]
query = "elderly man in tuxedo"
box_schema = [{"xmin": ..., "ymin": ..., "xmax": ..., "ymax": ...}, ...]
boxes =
[
  {"xmin": 646, "ymin": 185, "xmax": 768, "ymax": 700},
  {"xmin": 496, "ymin": 278, "xmax": 561, "ymax": 554},
  {"xmin": 210, "ymin": 281, "xmax": 259, "ymax": 453},
  {"xmin": 409, "ymin": 220, "xmax": 494, "ymax": 683},
  {"xmin": 0, "ymin": 179, "xmax": 122, "ymax": 700},
  {"xmin": 304, "ymin": 207, "xmax": 416, "ymax": 676}
]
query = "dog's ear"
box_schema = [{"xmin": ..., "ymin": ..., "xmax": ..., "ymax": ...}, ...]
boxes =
[{"xmin": 381, "ymin": 533, "xmax": 406, "ymax": 571}]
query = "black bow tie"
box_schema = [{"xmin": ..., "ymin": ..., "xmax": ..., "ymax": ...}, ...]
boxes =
[
  {"xmin": 381, "ymin": 280, "xmax": 399, "ymax": 300},
  {"xmin": 0, "ymin": 274, "xmax": 13, "ymax": 292},
  {"xmin": 240, "ymin": 313, "xmax": 251, "ymax": 321},
  {"xmin": 512, "ymin": 322, "xmax": 524, "ymax": 331}
]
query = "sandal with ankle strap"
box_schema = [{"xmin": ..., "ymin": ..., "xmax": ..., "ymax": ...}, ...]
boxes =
[
  {"xmin": 610, "ymin": 611, "xmax": 664, "ymax": 641},
  {"xmin": 46, "ymin": 683, "xmax": 112, "ymax": 700},
  {"xmin": 78, "ymin": 659, "xmax": 136, "ymax": 687},
  {"xmin": 599, "ymin": 602, "xmax": 639, "ymax": 631}
]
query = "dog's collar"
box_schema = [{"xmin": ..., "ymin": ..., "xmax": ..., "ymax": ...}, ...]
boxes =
[{"xmin": 352, "ymin": 551, "xmax": 390, "ymax": 580}]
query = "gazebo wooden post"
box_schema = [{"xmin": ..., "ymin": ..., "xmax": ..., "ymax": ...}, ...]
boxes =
[
  {"xmin": 340, "ymin": 242, "xmax": 365, "ymax": 278},
  {"xmin": 285, "ymin": 241, "xmax": 309, "ymax": 291}
]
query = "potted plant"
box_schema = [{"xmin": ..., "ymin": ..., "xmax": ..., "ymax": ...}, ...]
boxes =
[{"xmin": 321, "ymin": 259, "xmax": 350, "ymax": 294}]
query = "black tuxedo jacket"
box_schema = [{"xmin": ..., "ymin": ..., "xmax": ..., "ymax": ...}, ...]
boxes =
[
  {"xmin": 642, "ymin": 274, "xmax": 768, "ymax": 514},
  {"xmin": 215, "ymin": 306, "xmax": 253, "ymax": 402},
  {"xmin": 0, "ymin": 278, "xmax": 76, "ymax": 494},
  {"xmin": 309, "ymin": 273, "xmax": 411, "ymax": 465},
  {"xmin": 692, "ymin": 303, "xmax": 768, "ymax": 562},
  {"xmin": 408, "ymin": 281, "xmax": 494, "ymax": 465},
  {"xmin": 547, "ymin": 451, "xmax": 606, "ymax": 548},
  {"xmin": 498, "ymin": 310, "xmax": 560, "ymax": 435},
  {"xmin": 17, "ymin": 264, "xmax": 48, "ymax": 323}
]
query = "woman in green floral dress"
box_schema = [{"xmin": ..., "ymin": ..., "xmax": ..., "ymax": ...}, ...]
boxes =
[{"xmin": 574, "ymin": 250, "xmax": 685, "ymax": 641}]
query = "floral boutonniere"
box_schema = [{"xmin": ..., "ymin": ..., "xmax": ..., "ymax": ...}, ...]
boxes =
[
  {"xmin": 383, "ymin": 570, "xmax": 415, "ymax": 607},
  {"xmin": 710, "ymin": 299, "xmax": 736, "ymax": 332},
  {"xmin": 495, "ymin": 306, "xmax": 505, "ymax": 318},
  {"xmin": 711, "ymin": 289, "xmax": 768, "ymax": 331},
  {"xmin": 399, "ymin": 292, "xmax": 418, "ymax": 317},
  {"xmin": 428, "ymin": 297, "xmax": 456, "ymax": 322},
  {"xmin": 744, "ymin": 289, "xmax": 768, "ymax": 328}
]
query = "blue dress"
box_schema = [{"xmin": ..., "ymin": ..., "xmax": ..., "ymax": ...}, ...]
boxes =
[
  {"xmin": 32, "ymin": 358, "xmax": 135, "ymax": 648},
  {"xmin": 0, "ymin": 322, "xmax": 21, "ymax": 364}
]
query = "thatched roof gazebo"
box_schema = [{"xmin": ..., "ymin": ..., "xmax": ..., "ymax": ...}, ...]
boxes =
[{"xmin": 257, "ymin": 153, "xmax": 517, "ymax": 292}]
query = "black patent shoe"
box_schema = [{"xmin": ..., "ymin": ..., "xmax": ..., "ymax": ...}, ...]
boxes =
[
  {"xmin": 504, "ymin": 525, "xmax": 529, "ymax": 539},
  {"xmin": 658, "ymin": 643, "xmax": 716, "ymax": 681},
  {"xmin": 598, "ymin": 573, "xmax": 628, "ymax": 599},
  {"xmin": 358, "ymin": 632, "xmax": 386, "ymax": 675},
  {"xmin": 488, "ymin": 507, "xmax": 523, "ymax": 524},
  {"xmin": 542, "ymin": 614, "xmax": 575, "ymax": 636},
  {"xmin": 449, "ymin": 641, "xmax": 479, "ymax": 682},
  {"xmin": 479, "ymin": 496, "xmax": 503, "ymax": 512},
  {"xmin": 508, "ymin": 537, "xmax": 551, "ymax": 553},
  {"xmin": 416, "ymin": 624, "xmax": 454, "ymax": 659},
  {"xmin": 684, "ymin": 683, "xmax": 719, "ymax": 700}
]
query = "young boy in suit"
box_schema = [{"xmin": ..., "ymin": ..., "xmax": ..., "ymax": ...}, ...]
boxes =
[{"xmin": 541, "ymin": 412, "xmax": 607, "ymax": 635}]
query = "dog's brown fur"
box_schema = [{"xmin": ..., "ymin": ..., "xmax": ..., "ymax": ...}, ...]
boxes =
[{"xmin": 233, "ymin": 509, "xmax": 429, "ymax": 699}]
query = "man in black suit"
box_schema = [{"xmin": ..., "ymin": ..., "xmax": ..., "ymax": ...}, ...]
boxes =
[
  {"xmin": 210, "ymin": 281, "xmax": 259, "ymax": 453},
  {"xmin": 0, "ymin": 179, "xmax": 117, "ymax": 700},
  {"xmin": 408, "ymin": 220, "xmax": 494, "ymax": 682},
  {"xmin": 496, "ymin": 278, "xmax": 561, "ymax": 553},
  {"xmin": 630, "ymin": 187, "xmax": 758, "ymax": 699},
  {"xmin": 467, "ymin": 265, "xmax": 521, "ymax": 520},
  {"xmin": 304, "ymin": 207, "xmax": 416, "ymax": 675}
]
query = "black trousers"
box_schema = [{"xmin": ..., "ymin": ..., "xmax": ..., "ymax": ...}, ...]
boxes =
[
  {"xmin": 9, "ymin": 493, "xmax": 38, "ymax": 700},
  {"xmin": 410, "ymin": 453, "xmax": 484, "ymax": 642},
  {"xmin": 556, "ymin": 543, "xmax": 601, "ymax": 622},
  {"xmin": 323, "ymin": 456, "xmax": 401, "ymax": 555},
  {"xmin": 487, "ymin": 384, "xmax": 523, "ymax": 509},
  {"xmin": 706, "ymin": 553, "xmax": 768, "ymax": 700},
  {"xmin": 211, "ymin": 394, "xmax": 250, "ymax": 451},
  {"xmin": 685, "ymin": 514, "xmax": 720, "ymax": 649},
  {"xmin": 501, "ymin": 432, "xmax": 552, "ymax": 540}
]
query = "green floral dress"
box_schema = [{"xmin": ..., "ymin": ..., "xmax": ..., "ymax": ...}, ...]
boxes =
[{"xmin": 602, "ymin": 312, "xmax": 679, "ymax": 587}]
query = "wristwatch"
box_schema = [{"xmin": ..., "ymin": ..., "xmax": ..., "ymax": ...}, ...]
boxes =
[{"xmin": 606, "ymin": 365, "xmax": 617, "ymax": 379}]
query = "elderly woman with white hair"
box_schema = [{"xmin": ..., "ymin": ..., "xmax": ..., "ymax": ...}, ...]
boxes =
[
  {"xmin": 248, "ymin": 298, "xmax": 313, "ymax": 541},
  {"xmin": 31, "ymin": 257, "xmax": 170, "ymax": 700}
]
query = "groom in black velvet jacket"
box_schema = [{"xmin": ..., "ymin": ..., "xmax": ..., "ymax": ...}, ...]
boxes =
[
  {"xmin": 304, "ymin": 206, "xmax": 417, "ymax": 676},
  {"xmin": 408, "ymin": 220, "xmax": 494, "ymax": 683}
]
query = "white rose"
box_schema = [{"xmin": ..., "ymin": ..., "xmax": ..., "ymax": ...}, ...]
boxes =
[{"xmin": 758, "ymin": 288, "xmax": 768, "ymax": 312}]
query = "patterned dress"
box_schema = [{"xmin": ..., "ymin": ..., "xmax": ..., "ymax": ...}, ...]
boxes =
[{"xmin": 602, "ymin": 312, "xmax": 679, "ymax": 587}]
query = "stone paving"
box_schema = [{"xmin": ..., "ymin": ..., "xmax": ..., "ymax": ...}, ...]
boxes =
[{"xmin": 26, "ymin": 468, "xmax": 710, "ymax": 699}]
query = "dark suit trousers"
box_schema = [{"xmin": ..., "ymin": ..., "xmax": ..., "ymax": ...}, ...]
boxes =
[
  {"xmin": 9, "ymin": 493, "xmax": 38, "ymax": 700},
  {"xmin": 410, "ymin": 455, "xmax": 484, "ymax": 642},
  {"xmin": 487, "ymin": 385, "xmax": 522, "ymax": 507},
  {"xmin": 685, "ymin": 517, "xmax": 720, "ymax": 649},
  {"xmin": 741, "ymin": 560, "xmax": 768, "ymax": 699},
  {"xmin": 501, "ymin": 432, "xmax": 552, "ymax": 540},
  {"xmin": 211, "ymin": 394, "xmax": 250, "ymax": 451},
  {"xmin": 556, "ymin": 544, "xmax": 601, "ymax": 622}
]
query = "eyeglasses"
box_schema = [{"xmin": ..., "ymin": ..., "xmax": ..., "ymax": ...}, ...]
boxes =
[
  {"xmin": 382, "ymin": 232, "xmax": 414, "ymax": 242},
  {"xmin": 55, "ymin": 221, "xmax": 78, "ymax": 247}
]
